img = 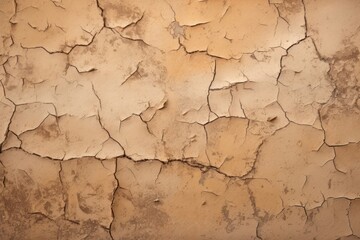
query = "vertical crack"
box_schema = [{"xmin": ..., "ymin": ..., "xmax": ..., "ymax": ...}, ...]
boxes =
[
  {"xmin": 347, "ymin": 200, "xmax": 355, "ymax": 235},
  {"xmin": 109, "ymin": 158, "xmax": 119, "ymax": 240},
  {"xmin": 301, "ymin": 0, "xmax": 308, "ymax": 37},
  {"xmin": 207, "ymin": 59, "xmax": 219, "ymax": 120},
  {"xmin": 58, "ymin": 161, "xmax": 67, "ymax": 220}
]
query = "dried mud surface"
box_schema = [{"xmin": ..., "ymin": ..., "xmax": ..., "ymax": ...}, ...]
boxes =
[{"xmin": 0, "ymin": 0, "xmax": 360, "ymax": 239}]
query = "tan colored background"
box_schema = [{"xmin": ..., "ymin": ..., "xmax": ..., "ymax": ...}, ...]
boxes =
[{"xmin": 0, "ymin": 0, "xmax": 360, "ymax": 239}]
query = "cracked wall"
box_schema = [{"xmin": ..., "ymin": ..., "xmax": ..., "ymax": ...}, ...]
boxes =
[{"xmin": 0, "ymin": 0, "xmax": 360, "ymax": 239}]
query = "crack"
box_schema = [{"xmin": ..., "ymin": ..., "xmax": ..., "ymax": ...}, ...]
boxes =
[
  {"xmin": 166, "ymin": 0, "xmax": 177, "ymax": 22},
  {"xmin": 120, "ymin": 61, "xmax": 142, "ymax": 86},
  {"xmin": 177, "ymin": 39, "xmax": 259, "ymax": 61},
  {"xmin": 0, "ymin": 159, "xmax": 6, "ymax": 188},
  {"xmin": 8, "ymin": 134, "xmax": 63, "ymax": 158},
  {"xmin": 0, "ymin": 81, "xmax": 16, "ymax": 146},
  {"xmin": 219, "ymin": 5, "xmax": 230, "ymax": 22},
  {"xmin": 273, "ymin": 4, "xmax": 290, "ymax": 32},
  {"xmin": 302, "ymin": 175, "xmax": 309, "ymax": 191},
  {"xmin": 19, "ymin": 24, "xmax": 105, "ymax": 55},
  {"xmin": 201, "ymin": 190, "xmax": 219, "ymax": 197},
  {"xmin": 208, "ymin": 77, "xmax": 250, "ymax": 91},
  {"xmin": 16, "ymin": 111, "xmax": 61, "ymax": 138},
  {"xmin": 309, "ymin": 37, "xmax": 329, "ymax": 63},
  {"xmin": 275, "ymin": 38, "xmax": 307, "ymax": 86},
  {"xmin": 109, "ymin": 158, "xmax": 119, "ymax": 240},
  {"xmin": 155, "ymin": 164, "xmax": 163, "ymax": 183},
  {"xmin": 121, "ymin": 12, "xmax": 145, "ymax": 30},
  {"xmin": 121, "ymin": 154, "xmax": 247, "ymax": 180},
  {"xmin": 95, "ymin": 0, "xmax": 106, "ymax": 29},
  {"xmin": 27, "ymin": 21, "xmax": 51, "ymax": 32},
  {"xmin": 181, "ymin": 21, "xmax": 210, "ymax": 28},
  {"xmin": 240, "ymin": 138, "xmax": 266, "ymax": 179},
  {"xmin": 67, "ymin": 64, "xmax": 97, "ymax": 74},
  {"xmin": 58, "ymin": 161, "xmax": 67, "ymax": 221},
  {"xmin": 275, "ymin": 32, "xmax": 313, "ymax": 126},
  {"xmin": 81, "ymin": 27, "xmax": 96, "ymax": 37},
  {"xmin": 207, "ymin": 59, "xmax": 219, "ymax": 119},
  {"xmin": 28, "ymin": 211, "xmax": 56, "ymax": 222},
  {"xmin": 348, "ymin": 200, "xmax": 355, "ymax": 235},
  {"xmin": 50, "ymin": 0, "xmax": 65, "ymax": 10},
  {"xmin": 301, "ymin": 0, "xmax": 308, "ymax": 38},
  {"xmin": 114, "ymin": 29, "xmax": 164, "ymax": 53},
  {"xmin": 91, "ymin": 83, "xmax": 102, "ymax": 109},
  {"xmin": 121, "ymin": 113, "xmax": 156, "ymax": 138},
  {"xmin": 203, "ymin": 125, "xmax": 212, "ymax": 166},
  {"xmin": 10, "ymin": 0, "xmax": 18, "ymax": 23},
  {"xmin": 330, "ymin": 146, "xmax": 347, "ymax": 174},
  {"xmin": 276, "ymin": 83, "xmax": 292, "ymax": 123},
  {"xmin": 139, "ymin": 97, "xmax": 167, "ymax": 123},
  {"xmin": 255, "ymin": 221, "xmax": 263, "ymax": 240},
  {"xmin": 95, "ymin": 114, "xmax": 125, "ymax": 154}
]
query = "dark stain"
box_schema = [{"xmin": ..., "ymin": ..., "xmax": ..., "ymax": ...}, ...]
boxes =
[
  {"xmin": 333, "ymin": 46, "xmax": 359, "ymax": 62},
  {"xmin": 222, "ymin": 204, "xmax": 235, "ymax": 233},
  {"xmin": 77, "ymin": 193, "xmax": 93, "ymax": 214},
  {"xmin": 36, "ymin": 120, "xmax": 60, "ymax": 140}
]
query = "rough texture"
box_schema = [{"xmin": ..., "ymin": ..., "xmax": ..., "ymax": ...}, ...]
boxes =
[{"xmin": 0, "ymin": 0, "xmax": 359, "ymax": 239}]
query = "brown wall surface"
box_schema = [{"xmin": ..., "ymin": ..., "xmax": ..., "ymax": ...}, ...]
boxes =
[{"xmin": 1, "ymin": 0, "xmax": 360, "ymax": 239}]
